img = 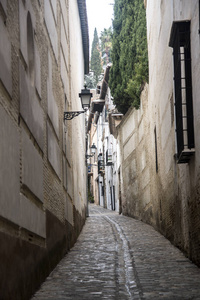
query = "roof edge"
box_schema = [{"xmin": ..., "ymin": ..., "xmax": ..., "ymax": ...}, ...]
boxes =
[{"xmin": 77, "ymin": 0, "xmax": 89, "ymax": 74}]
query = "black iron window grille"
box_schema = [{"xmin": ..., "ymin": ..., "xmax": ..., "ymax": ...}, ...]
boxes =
[
  {"xmin": 106, "ymin": 149, "xmax": 113, "ymax": 166},
  {"xmin": 98, "ymin": 153, "xmax": 104, "ymax": 174},
  {"xmin": 169, "ymin": 21, "xmax": 195, "ymax": 163}
]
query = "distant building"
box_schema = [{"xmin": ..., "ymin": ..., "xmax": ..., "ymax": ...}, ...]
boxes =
[
  {"xmin": 87, "ymin": 64, "xmax": 123, "ymax": 211},
  {"xmin": 0, "ymin": 0, "xmax": 89, "ymax": 298}
]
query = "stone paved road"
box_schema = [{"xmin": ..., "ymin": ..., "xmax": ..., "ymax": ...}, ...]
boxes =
[{"xmin": 32, "ymin": 205, "xmax": 200, "ymax": 299}]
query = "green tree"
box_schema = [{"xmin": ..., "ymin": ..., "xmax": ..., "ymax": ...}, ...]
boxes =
[
  {"xmin": 84, "ymin": 73, "xmax": 96, "ymax": 89},
  {"xmin": 90, "ymin": 28, "xmax": 102, "ymax": 85},
  {"xmin": 109, "ymin": 0, "xmax": 148, "ymax": 114},
  {"xmin": 100, "ymin": 27, "xmax": 112, "ymax": 66}
]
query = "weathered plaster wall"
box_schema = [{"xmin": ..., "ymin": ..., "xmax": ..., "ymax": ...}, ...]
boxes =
[
  {"xmin": 118, "ymin": 0, "xmax": 200, "ymax": 267},
  {"xmin": 69, "ymin": 0, "xmax": 87, "ymax": 215},
  {"xmin": 118, "ymin": 85, "xmax": 153, "ymax": 221},
  {"xmin": 147, "ymin": 0, "xmax": 200, "ymax": 266}
]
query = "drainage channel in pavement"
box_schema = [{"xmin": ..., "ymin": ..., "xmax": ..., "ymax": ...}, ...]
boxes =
[{"xmin": 91, "ymin": 206, "xmax": 143, "ymax": 300}]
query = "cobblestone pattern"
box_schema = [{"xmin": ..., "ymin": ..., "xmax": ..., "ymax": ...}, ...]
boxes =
[{"xmin": 32, "ymin": 205, "xmax": 200, "ymax": 299}]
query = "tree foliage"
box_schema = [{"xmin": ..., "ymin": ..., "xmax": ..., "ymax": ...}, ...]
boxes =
[
  {"xmin": 84, "ymin": 73, "xmax": 96, "ymax": 89},
  {"xmin": 90, "ymin": 28, "xmax": 102, "ymax": 85},
  {"xmin": 109, "ymin": 0, "xmax": 148, "ymax": 114},
  {"xmin": 100, "ymin": 27, "xmax": 112, "ymax": 66}
]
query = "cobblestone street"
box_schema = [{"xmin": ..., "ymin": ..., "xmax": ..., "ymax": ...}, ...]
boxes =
[{"xmin": 32, "ymin": 205, "xmax": 200, "ymax": 300}]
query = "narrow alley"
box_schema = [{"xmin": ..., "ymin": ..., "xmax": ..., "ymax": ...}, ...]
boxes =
[{"xmin": 32, "ymin": 204, "xmax": 200, "ymax": 300}]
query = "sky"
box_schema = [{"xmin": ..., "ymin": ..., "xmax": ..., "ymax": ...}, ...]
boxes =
[{"xmin": 86, "ymin": 0, "xmax": 114, "ymax": 51}]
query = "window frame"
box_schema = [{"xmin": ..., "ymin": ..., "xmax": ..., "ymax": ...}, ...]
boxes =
[{"xmin": 169, "ymin": 20, "xmax": 195, "ymax": 164}]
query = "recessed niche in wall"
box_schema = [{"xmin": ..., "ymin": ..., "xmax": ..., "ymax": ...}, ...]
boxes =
[{"xmin": 27, "ymin": 11, "xmax": 35, "ymax": 85}]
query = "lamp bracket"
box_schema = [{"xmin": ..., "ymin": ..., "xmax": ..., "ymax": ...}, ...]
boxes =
[{"xmin": 64, "ymin": 110, "xmax": 86, "ymax": 120}]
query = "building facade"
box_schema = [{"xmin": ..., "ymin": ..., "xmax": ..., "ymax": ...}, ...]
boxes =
[
  {"xmin": 0, "ymin": 0, "xmax": 89, "ymax": 298},
  {"xmin": 117, "ymin": 0, "xmax": 200, "ymax": 267},
  {"xmin": 87, "ymin": 65, "xmax": 122, "ymax": 212}
]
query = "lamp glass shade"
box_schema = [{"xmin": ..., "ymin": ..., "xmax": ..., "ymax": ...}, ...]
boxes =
[
  {"xmin": 91, "ymin": 143, "xmax": 97, "ymax": 154},
  {"xmin": 79, "ymin": 86, "xmax": 92, "ymax": 109},
  {"xmin": 81, "ymin": 94, "xmax": 91, "ymax": 108}
]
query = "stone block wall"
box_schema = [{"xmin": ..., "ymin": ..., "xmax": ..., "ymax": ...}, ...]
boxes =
[{"xmin": 0, "ymin": 0, "xmax": 87, "ymax": 298}]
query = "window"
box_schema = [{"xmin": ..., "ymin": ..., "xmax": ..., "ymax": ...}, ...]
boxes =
[
  {"xmin": 199, "ymin": 0, "xmax": 200, "ymax": 34},
  {"xmin": 27, "ymin": 11, "xmax": 35, "ymax": 85},
  {"xmin": 169, "ymin": 21, "xmax": 195, "ymax": 163},
  {"xmin": 154, "ymin": 127, "xmax": 158, "ymax": 172},
  {"xmin": 106, "ymin": 149, "xmax": 112, "ymax": 166},
  {"xmin": 98, "ymin": 153, "xmax": 104, "ymax": 174}
]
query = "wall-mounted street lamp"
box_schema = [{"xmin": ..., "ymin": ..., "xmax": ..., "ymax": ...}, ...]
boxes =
[
  {"xmin": 86, "ymin": 143, "xmax": 97, "ymax": 159},
  {"xmin": 64, "ymin": 85, "xmax": 93, "ymax": 120}
]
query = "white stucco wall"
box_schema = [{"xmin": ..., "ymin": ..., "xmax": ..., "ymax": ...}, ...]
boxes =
[{"xmin": 69, "ymin": 0, "xmax": 87, "ymax": 215}]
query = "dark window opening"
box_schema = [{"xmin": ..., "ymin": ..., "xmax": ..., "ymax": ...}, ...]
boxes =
[
  {"xmin": 101, "ymin": 185, "xmax": 104, "ymax": 196},
  {"xmin": 169, "ymin": 21, "xmax": 195, "ymax": 163},
  {"xmin": 113, "ymin": 186, "xmax": 115, "ymax": 211},
  {"xmin": 199, "ymin": 0, "xmax": 200, "ymax": 34},
  {"xmin": 154, "ymin": 127, "xmax": 158, "ymax": 172},
  {"xmin": 110, "ymin": 186, "xmax": 113, "ymax": 210},
  {"xmin": 98, "ymin": 153, "xmax": 104, "ymax": 174},
  {"xmin": 27, "ymin": 11, "xmax": 35, "ymax": 85},
  {"xmin": 96, "ymin": 85, "xmax": 101, "ymax": 94},
  {"xmin": 106, "ymin": 149, "xmax": 112, "ymax": 166}
]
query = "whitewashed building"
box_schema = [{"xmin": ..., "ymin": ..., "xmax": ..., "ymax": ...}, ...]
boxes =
[{"xmin": 87, "ymin": 65, "xmax": 122, "ymax": 212}]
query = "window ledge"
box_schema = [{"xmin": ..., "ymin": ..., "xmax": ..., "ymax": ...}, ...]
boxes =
[{"xmin": 176, "ymin": 148, "xmax": 195, "ymax": 164}]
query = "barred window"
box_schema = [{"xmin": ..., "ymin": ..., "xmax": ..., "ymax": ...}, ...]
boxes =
[{"xmin": 169, "ymin": 21, "xmax": 195, "ymax": 163}]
